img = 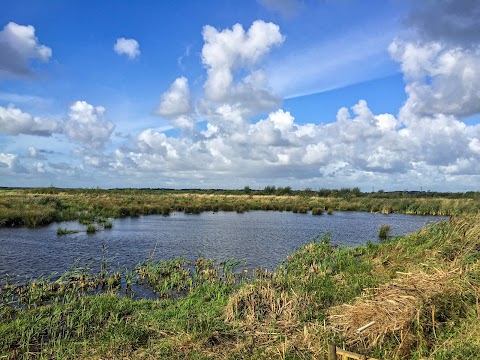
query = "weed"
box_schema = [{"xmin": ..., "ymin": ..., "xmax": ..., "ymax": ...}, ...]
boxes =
[{"xmin": 378, "ymin": 224, "xmax": 391, "ymax": 240}]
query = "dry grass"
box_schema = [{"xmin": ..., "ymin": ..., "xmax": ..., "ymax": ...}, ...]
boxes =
[
  {"xmin": 329, "ymin": 269, "xmax": 473, "ymax": 357},
  {"xmin": 225, "ymin": 281, "xmax": 299, "ymax": 327}
]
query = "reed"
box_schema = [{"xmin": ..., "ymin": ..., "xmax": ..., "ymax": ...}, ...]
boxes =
[
  {"xmin": 86, "ymin": 224, "xmax": 97, "ymax": 234},
  {"xmin": 378, "ymin": 224, "xmax": 391, "ymax": 240}
]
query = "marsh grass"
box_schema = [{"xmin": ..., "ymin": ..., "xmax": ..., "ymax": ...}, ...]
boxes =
[
  {"xmin": 1, "ymin": 188, "xmax": 478, "ymax": 228},
  {"xmin": 378, "ymin": 224, "xmax": 391, "ymax": 240},
  {"xmin": 86, "ymin": 224, "xmax": 97, "ymax": 234}
]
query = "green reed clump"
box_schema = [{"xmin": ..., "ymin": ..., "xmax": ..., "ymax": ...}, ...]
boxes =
[
  {"xmin": 86, "ymin": 224, "xmax": 97, "ymax": 234},
  {"xmin": 378, "ymin": 224, "xmax": 391, "ymax": 240},
  {"xmin": 57, "ymin": 227, "xmax": 79, "ymax": 235}
]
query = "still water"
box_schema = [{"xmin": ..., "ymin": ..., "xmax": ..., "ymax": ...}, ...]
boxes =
[{"xmin": 0, "ymin": 211, "xmax": 446, "ymax": 282}]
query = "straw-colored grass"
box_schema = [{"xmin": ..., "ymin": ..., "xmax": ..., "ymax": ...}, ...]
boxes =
[
  {"xmin": 329, "ymin": 269, "xmax": 470, "ymax": 357},
  {"xmin": 225, "ymin": 281, "xmax": 299, "ymax": 326}
]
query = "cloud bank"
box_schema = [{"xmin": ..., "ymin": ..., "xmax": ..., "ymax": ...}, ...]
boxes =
[{"xmin": 2, "ymin": 13, "xmax": 480, "ymax": 190}]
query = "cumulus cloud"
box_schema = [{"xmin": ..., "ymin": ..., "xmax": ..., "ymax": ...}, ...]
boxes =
[
  {"xmin": 115, "ymin": 101, "xmax": 407, "ymax": 178},
  {"xmin": 27, "ymin": 146, "xmax": 41, "ymax": 159},
  {"xmin": 6, "ymin": 17, "xmax": 480, "ymax": 190},
  {"xmin": 0, "ymin": 152, "xmax": 17, "ymax": 168},
  {"xmin": 64, "ymin": 101, "xmax": 115, "ymax": 149},
  {"xmin": 0, "ymin": 22, "xmax": 52, "ymax": 77},
  {"xmin": 199, "ymin": 21, "xmax": 284, "ymax": 130},
  {"xmin": 0, "ymin": 104, "xmax": 61, "ymax": 136},
  {"xmin": 202, "ymin": 20, "xmax": 283, "ymax": 101},
  {"xmin": 389, "ymin": 40, "xmax": 480, "ymax": 119},
  {"xmin": 101, "ymin": 16, "xmax": 480, "ymax": 190},
  {"xmin": 114, "ymin": 38, "xmax": 140, "ymax": 59},
  {"xmin": 154, "ymin": 77, "xmax": 195, "ymax": 131},
  {"xmin": 0, "ymin": 152, "xmax": 26, "ymax": 173}
]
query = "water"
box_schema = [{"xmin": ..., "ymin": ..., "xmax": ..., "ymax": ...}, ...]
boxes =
[{"xmin": 0, "ymin": 211, "xmax": 446, "ymax": 282}]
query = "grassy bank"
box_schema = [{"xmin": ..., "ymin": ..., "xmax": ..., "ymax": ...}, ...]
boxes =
[
  {"xmin": 1, "ymin": 215, "xmax": 479, "ymax": 359},
  {"xmin": 1, "ymin": 187, "xmax": 479, "ymax": 227}
]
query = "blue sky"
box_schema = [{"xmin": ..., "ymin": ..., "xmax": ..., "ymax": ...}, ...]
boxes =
[{"xmin": 1, "ymin": 0, "xmax": 480, "ymax": 191}]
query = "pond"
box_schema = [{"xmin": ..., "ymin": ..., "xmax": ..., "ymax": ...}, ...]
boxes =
[{"xmin": 0, "ymin": 211, "xmax": 447, "ymax": 283}]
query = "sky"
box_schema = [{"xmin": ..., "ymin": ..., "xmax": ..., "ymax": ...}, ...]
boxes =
[{"xmin": 1, "ymin": 0, "xmax": 480, "ymax": 191}]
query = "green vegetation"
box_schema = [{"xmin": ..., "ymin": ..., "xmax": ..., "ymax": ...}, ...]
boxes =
[
  {"xmin": 86, "ymin": 224, "xmax": 97, "ymax": 234},
  {"xmin": 1, "ymin": 187, "xmax": 479, "ymax": 228},
  {"xmin": 56, "ymin": 227, "xmax": 79, "ymax": 235},
  {"xmin": 378, "ymin": 224, "xmax": 391, "ymax": 240},
  {"xmin": 1, "ymin": 215, "xmax": 479, "ymax": 358}
]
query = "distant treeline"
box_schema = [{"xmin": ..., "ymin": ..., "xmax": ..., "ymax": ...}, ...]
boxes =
[{"xmin": 3, "ymin": 186, "xmax": 480, "ymax": 199}]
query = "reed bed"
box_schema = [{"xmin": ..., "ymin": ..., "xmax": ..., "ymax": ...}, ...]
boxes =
[{"xmin": 1, "ymin": 187, "xmax": 479, "ymax": 228}]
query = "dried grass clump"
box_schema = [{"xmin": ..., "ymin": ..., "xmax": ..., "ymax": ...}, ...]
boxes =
[
  {"xmin": 329, "ymin": 269, "xmax": 467, "ymax": 356},
  {"xmin": 224, "ymin": 282, "xmax": 299, "ymax": 327}
]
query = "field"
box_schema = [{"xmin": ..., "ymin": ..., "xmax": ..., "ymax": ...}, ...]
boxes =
[{"xmin": 1, "ymin": 188, "xmax": 479, "ymax": 359}]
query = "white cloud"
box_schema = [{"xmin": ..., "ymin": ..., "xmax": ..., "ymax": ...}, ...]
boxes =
[
  {"xmin": 5, "ymin": 18, "xmax": 480, "ymax": 191},
  {"xmin": 0, "ymin": 104, "xmax": 61, "ymax": 136},
  {"xmin": 64, "ymin": 101, "xmax": 115, "ymax": 149},
  {"xmin": 390, "ymin": 39, "xmax": 480, "ymax": 118},
  {"xmin": 0, "ymin": 22, "xmax": 52, "ymax": 77},
  {"xmin": 202, "ymin": 20, "xmax": 284, "ymax": 101},
  {"xmin": 28, "ymin": 146, "xmax": 39, "ymax": 158},
  {"xmin": 469, "ymin": 138, "xmax": 480, "ymax": 154},
  {"xmin": 198, "ymin": 21, "xmax": 284, "ymax": 131},
  {"xmin": 0, "ymin": 152, "xmax": 17, "ymax": 168},
  {"xmin": 113, "ymin": 37, "xmax": 140, "ymax": 59},
  {"xmin": 34, "ymin": 161, "xmax": 45, "ymax": 173},
  {"xmin": 0, "ymin": 152, "xmax": 26, "ymax": 173},
  {"xmin": 154, "ymin": 77, "xmax": 195, "ymax": 131}
]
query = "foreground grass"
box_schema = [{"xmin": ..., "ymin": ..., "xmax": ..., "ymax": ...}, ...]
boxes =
[
  {"xmin": 1, "ymin": 187, "xmax": 479, "ymax": 227},
  {"xmin": 1, "ymin": 215, "xmax": 479, "ymax": 359}
]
